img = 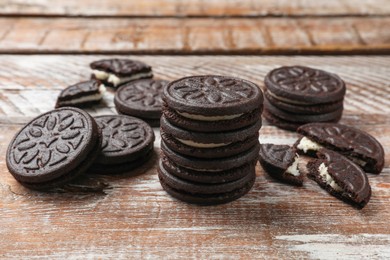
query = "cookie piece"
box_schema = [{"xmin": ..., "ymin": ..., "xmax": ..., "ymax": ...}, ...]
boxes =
[
  {"xmin": 264, "ymin": 90, "xmax": 343, "ymax": 115},
  {"xmin": 259, "ymin": 144, "xmax": 302, "ymax": 186},
  {"xmin": 161, "ymin": 140, "xmax": 260, "ymax": 172},
  {"xmin": 114, "ymin": 79, "xmax": 169, "ymax": 126},
  {"xmin": 6, "ymin": 107, "xmax": 101, "ymax": 190},
  {"xmin": 162, "ymin": 75, "xmax": 263, "ymax": 132},
  {"xmin": 264, "ymin": 98, "xmax": 343, "ymax": 123},
  {"xmin": 158, "ymin": 160, "xmax": 256, "ymax": 205},
  {"xmin": 264, "ymin": 66, "xmax": 346, "ymax": 104},
  {"xmin": 90, "ymin": 59, "xmax": 153, "ymax": 88},
  {"xmin": 160, "ymin": 153, "xmax": 256, "ymax": 184},
  {"xmin": 160, "ymin": 116, "xmax": 261, "ymax": 158},
  {"xmin": 89, "ymin": 115, "xmax": 155, "ymax": 174},
  {"xmin": 55, "ymin": 79, "xmax": 106, "ymax": 108},
  {"xmin": 307, "ymin": 149, "xmax": 371, "ymax": 209},
  {"xmin": 296, "ymin": 123, "xmax": 385, "ymax": 174}
]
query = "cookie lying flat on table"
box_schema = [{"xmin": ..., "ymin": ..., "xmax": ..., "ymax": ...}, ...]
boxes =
[
  {"xmin": 162, "ymin": 75, "xmax": 263, "ymax": 132},
  {"xmin": 307, "ymin": 149, "xmax": 371, "ymax": 209},
  {"xmin": 258, "ymin": 144, "xmax": 302, "ymax": 186},
  {"xmin": 89, "ymin": 115, "xmax": 155, "ymax": 174},
  {"xmin": 55, "ymin": 79, "xmax": 106, "ymax": 108},
  {"xmin": 90, "ymin": 59, "xmax": 153, "ymax": 88},
  {"xmin": 114, "ymin": 79, "xmax": 169, "ymax": 127},
  {"xmin": 6, "ymin": 107, "xmax": 101, "ymax": 190},
  {"xmin": 296, "ymin": 123, "xmax": 385, "ymax": 174}
]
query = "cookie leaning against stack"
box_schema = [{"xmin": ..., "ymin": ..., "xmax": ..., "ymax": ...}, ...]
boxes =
[
  {"xmin": 159, "ymin": 75, "xmax": 263, "ymax": 205},
  {"xmin": 263, "ymin": 66, "xmax": 346, "ymax": 131}
]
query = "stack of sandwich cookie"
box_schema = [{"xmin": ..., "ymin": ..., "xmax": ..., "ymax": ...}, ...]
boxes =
[
  {"xmin": 263, "ymin": 66, "xmax": 346, "ymax": 131},
  {"xmin": 115, "ymin": 79, "xmax": 169, "ymax": 127},
  {"xmin": 90, "ymin": 59, "xmax": 153, "ymax": 88},
  {"xmin": 159, "ymin": 75, "xmax": 263, "ymax": 205}
]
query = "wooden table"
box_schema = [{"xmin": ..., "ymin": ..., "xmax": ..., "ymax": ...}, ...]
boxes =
[{"xmin": 0, "ymin": 1, "xmax": 389, "ymax": 259}]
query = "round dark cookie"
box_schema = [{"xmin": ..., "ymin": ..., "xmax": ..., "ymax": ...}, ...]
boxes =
[
  {"xmin": 160, "ymin": 153, "xmax": 256, "ymax": 184},
  {"xmin": 6, "ymin": 107, "xmax": 101, "ymax": 189},
  {"xmin": 115, "ymin": 79, "xmax": 169, "ymax": 119},
  {"xmin": 259, "ymin": 144, "xmax": 302, "ymax": 186},
  {"xmin": 160, "ymin": 115, "xmax": 261, "ymax": 158},
  {"xmin": 162, "ymin": 102, "xmax": 262, "ymax": 132},
  {"xmin": 158, "ymin": 168, "xmax": 256, "ymax": 205},
  {"xmin": 262, "ymin": 110, "xmax": 302, "ymax": 131},
  {"xmin": 90, "ymin": 59, "xmax": 152, "ymax": 77},
  {"xmin": 158, "ymin": 159, "xmax": 255, "ymax": 194},
  {"xmin": 264, "ymin": 90, "xmax": 343, "ymax": 115},
  {"xmin": 264, "ymin": 66, "xmax": 346, "ymax": 105},
  {"xmin": 264, "ymin": 98, "xmax": 343, "ymax": 123},
  {"xmin": 307, "ymin": 149, "xmax": 371, "ymax": 209},
  {"xmin": 94, "ymin": 115, "xmax": 155, "ymax": 165},
  {"xmin": 297, "ymin": 123, "xmax": 385, "ymax": 174},
  {"xmin": 163, "ymin": 75, "xmax": 263, "ymax": 116},
  {"xmin": 161, "ymin": 140, "xmax": 260, "ymax": 171}
]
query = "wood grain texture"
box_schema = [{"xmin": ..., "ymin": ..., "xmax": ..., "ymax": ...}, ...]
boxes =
[
  {"xmin": 0, "ymin": 55, "xmax": 389, "ymax": 259},
  {"xmin": 0, "ymin": 17, "xmax": 389, "ymax": 54},
  {"xmin": 1, "ymin": 0, "xmax": 390, "ymax": 17}
]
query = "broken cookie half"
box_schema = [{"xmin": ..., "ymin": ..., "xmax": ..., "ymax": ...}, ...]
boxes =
[
  {"xmin": 259, "ymin": 144, "xmax": 303, "ymax": 186},
  {"xmin": 295, "ymin": 123, "xmax": 384, "ymax": 174},
  {"xmin": 307, "ymin": 149, "xmax": 371, "ymax": 209}
]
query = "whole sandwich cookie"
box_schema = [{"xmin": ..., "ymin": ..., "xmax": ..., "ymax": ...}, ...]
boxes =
[
  {"xmin": 160, "ymin": 116, "xmax": 261, "ymax": 158},
  {"xmin": 161, "ymin": 141, "xmax": 260, "ymax": 172},
  {"xmin": 162, "ymin": 75, "xmax": 263, "ymax": 132},
  {"xmin": 55, "ymin": 79, "xmax": 106, "ymax": 108},
  {"xmin": 160, "ymin": 153, "xmax": 256, "ymax": 184},
  {"xmin": 158, "ymin": 160, "xmax": 256, "ymax": 205},
  {"xmin": 264, "ymin": 66, "xmax": 346, "ymax": 105},
  {"xmin": 307, "ymin": 149, "xmax": 371, "ymax": 209},
  {"xmin": 90, "ymin": 59, "xmax": 153, "ymax": 88},
  {"xmin": 264, "ymin": 98, "xmax": 343, "ymax": 124},
  {"xmin": 6, "ymin": 107, "xmax": 101, "ymax": 190},
  {"xmin": 89, "ymin": 115, "xmax": 155, "ymax": 174},
  {"xmin": 264, "ymin": 90, "xmax": 343, "ymax": 115},
  {"xmin": 295, "ymin": 123, "xmax": 385, "ymax": 174},
  {"xmin": 115, "ymin": 79, "xmax": 169, "ymax": 127},
  {"xmin": 259, "ymin": 144, "xmax": 302, "ymax": 186}
]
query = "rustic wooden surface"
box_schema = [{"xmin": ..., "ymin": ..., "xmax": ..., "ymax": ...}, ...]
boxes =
[{"xmin": 0, "ymin": 55, "xmax": 389, "ymax": 259}]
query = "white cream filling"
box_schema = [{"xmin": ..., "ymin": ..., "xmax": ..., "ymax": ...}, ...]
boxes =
[
  {"xmin": 60, "ymin": 84, "xmax": 106, "ymax": 105},
  {"xmin": 318, "ymin": 163, "xmax": 343, "ymax": 192},
  {"xmin": 349, "ymin": 157, "xmax": 367, "ymax": 167},
  {"xmin": 267, "ymin": 90, "xmax": 312, "ymax": 105},
  {"xmin": 92, "ymin": 70, "xmax": 153, "ymax": 87},
  {"xmin": 177, "ymin": 111, "xmax": 243, "ymax": 122},
  {"xmin": 297, "ymin": 137, "xmax": 323, "ymax": 153},
  {"xmin": 286, "ymin": 155, "xmax": 300, "ymax": 177},
  {"xmin": 176, "ymin": 138, "xmax": 231, "ymax": 148}
]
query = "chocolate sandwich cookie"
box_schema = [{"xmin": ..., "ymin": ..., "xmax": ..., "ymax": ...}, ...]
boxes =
[
  {"xmin": 264, "ymin": 66, "xmax": 346, "ymax": 105},
  {"xmin": 6, "ymin": 107, "xmax": 101, "ymax": 190},
  {"xmin": 264, "ymin": 98, "xmax": 343, "ymax": 123},
  {"xmin": 115, "ymin": 79, "xmax": 169, "ymax": 127},
  {"xmin": 259, "ymin": 144, "xmax": 302, "ymax": 186},
  {"xmin": 296, "ymin": 123, "xmax": 385, "ymax": 174},
  {"xmin": 55, "ymin": 79, "xmax": 106, "ymax": 108},
  {"xmin": 158, "ymin": 160, "xmax": 256, "ymax": 205},
  {"xmin": 162, "ymin": 75, "xmax": 263, "ymax": 132},
  {"xmin": 307, "ymin": 149, "xmax": 371, "ymax": 209},
  {"xmin": 90, "ymin": 59, "xmax": 153, "ymax": 88},
  {"xmin": 161, "ymin": 141, "xmax": 260, "ymax": 172},
  {"xmin": 264, "ymin": 90, "xmax": 343, "ymax": 115},
  {"xmin": 89, "ymin": 115, "xmax": 155, "ymax": 174},
  {"xmin": 160, "ymin": 153, "xmax": 256, "ymax": 184},
  {"xmin": 262, "ymin": 110, "xmax": 302, "ymax": 131},
  {"xmin": 160, "ymin": 116, "xmax": 261, "ymax": 158}
]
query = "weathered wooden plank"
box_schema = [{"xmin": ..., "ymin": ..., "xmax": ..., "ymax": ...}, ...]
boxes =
[
  {"xmin": 0, "ymin": 55, "xmax": 389, "ymax": 258},
  {"xmin": 0, "ymin": 17, "xmax": 389, "ymax": 54},
  {"xmin": 1, "ymin": 0, "xmax": 390, "ymax": 17}
]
